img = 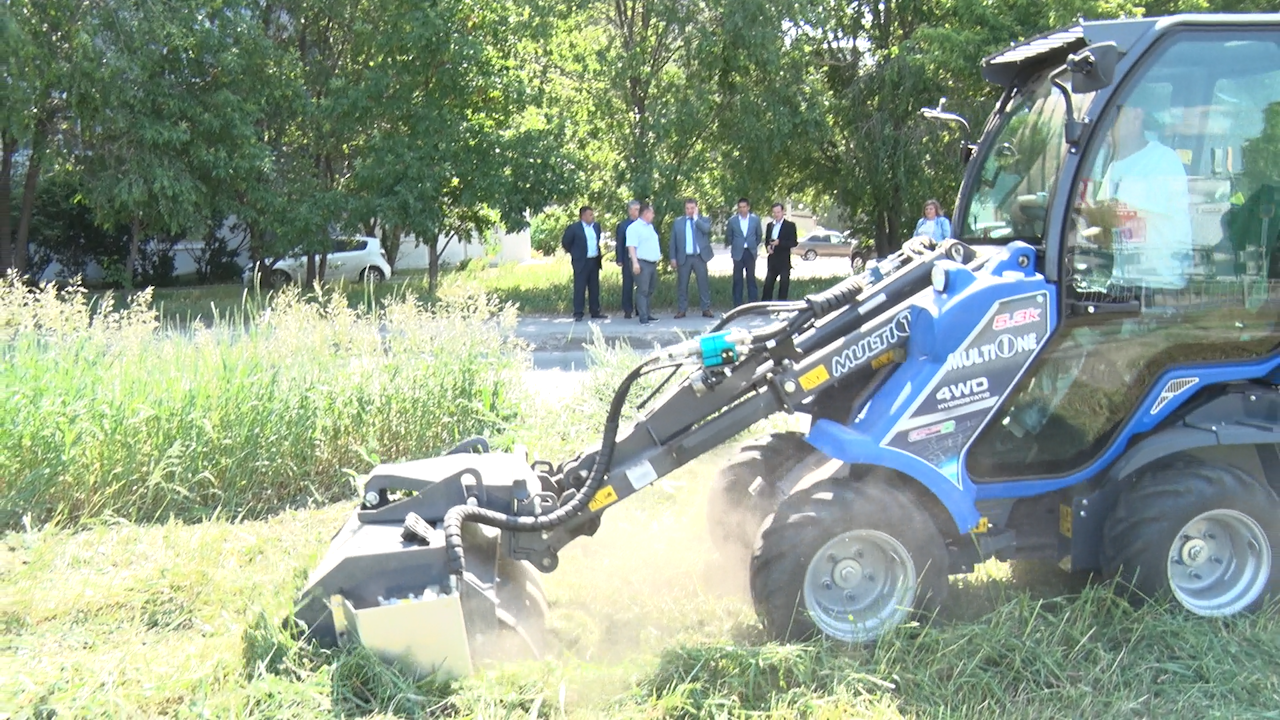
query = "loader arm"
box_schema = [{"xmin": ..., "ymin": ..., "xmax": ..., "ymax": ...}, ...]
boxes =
[
  {"xmin": 500, "ymin": 237, "xmax": 979, "ymax": 572},
  {"xmin": 292, "ymin": 235, "xmax": 978, "ymax": 668}
]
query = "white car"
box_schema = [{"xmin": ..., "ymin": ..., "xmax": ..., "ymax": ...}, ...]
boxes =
[{"xmin": 244, "ymin": 236, "xmax": 392, "ymax": 286}]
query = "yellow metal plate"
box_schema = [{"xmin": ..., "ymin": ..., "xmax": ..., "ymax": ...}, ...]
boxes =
[
  {"xmin": 871, "ymin": 351, "xmax": 896, "ymax": 369},
  {"xmin": 799, "ymin": 365, "xmax": 830, "ymax": 391},
  {"xmin": 588, "ymin": 484, "xmax": 619, "ymax": 512},
  {"xmin": 1059, "ymin": 504, "xmax": 1073, "ymax": 538},
  {"xmin": 972, "ymin": 517, "xmax": 989, "ymax": 534}
]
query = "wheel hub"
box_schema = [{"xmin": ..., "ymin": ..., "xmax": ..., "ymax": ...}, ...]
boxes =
[
  {"xmin": 1166, "ymin": 509, "xmax": 1271, "ymax": 617},
  {"xmin": 803, "ymin": 530, "xmax": 916, "ymax": 643},
  {"xmin": 1179, "ymin": 536, "xmax": 1209, "ymax": 567},
  {"xmin": 832, "ymin": 559, "xmax": 863, "ymax": 589}
]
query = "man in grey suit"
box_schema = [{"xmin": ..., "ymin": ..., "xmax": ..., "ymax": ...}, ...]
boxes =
[
  {"xmin": 725, "ymin": 197, "xmax": 762, "ymax": 307},
  {"xmin": 669, "ymin": 197, "xmax": 714, "ymax": 318}
]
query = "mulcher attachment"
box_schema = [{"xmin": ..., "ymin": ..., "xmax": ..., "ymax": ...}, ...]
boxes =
[{"xmin": 292, "ymin": 447, "xmax": 551, "ymax": 679}]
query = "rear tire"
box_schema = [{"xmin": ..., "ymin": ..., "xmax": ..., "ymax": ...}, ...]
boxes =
[
  {"xmin": 750, "ymin": 473, "xmax": 948, "ymax": 643},
  {"xmin": 1101, "ymin": 454, "xmax": 1280, "ymax": 616},
  {"xmin": 362, "ymin": 266, "xmax": 386, "ymax": 283},
  {"xmin": 706, "ymin": 432, "xmax": 812, "ymax": 559},
  {"xmin": 803, "ymin": 249, "xmax": 818, "ymax": 261}
]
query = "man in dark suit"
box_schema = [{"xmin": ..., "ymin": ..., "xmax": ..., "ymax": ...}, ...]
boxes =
[
  {"xmin": 725, "ymin": 197, "xmax": 763, "ymax": 307},
  {"xmin": 669, "ymin": 198, "xmax": 715, "ymax": 318},
  {"xmin": 561, "ymin": 206, "xmax": 607, "ymax": 321},
  {"xmin": 762, "ymin": 202, "xmax": 798, "ymax": 301},
  {"xmin": 615, "ymin": 200, "xmax": 640, "ymax": 318}
]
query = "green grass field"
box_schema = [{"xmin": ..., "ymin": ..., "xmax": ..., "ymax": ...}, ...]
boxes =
[
  {"xmin": 4, "ymin": 275, "xmax": 1280, "ymax": 718},
  {"xmin": 87, "ymin": 258, "xmax": 848, "ymax": 326}
]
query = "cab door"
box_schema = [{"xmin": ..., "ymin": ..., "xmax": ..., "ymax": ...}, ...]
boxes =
[{"xmin": 967, "ymin": 27, "xmax": 1280, "ymax": 482}]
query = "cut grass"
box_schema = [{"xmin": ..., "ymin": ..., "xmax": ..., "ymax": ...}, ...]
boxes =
[{"xmin": 5, "ymin": 460, "xmax": 1279, "ymax": 719}]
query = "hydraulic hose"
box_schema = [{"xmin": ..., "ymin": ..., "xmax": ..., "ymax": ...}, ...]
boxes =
[
  {"xmin": 441, "ymin": 355, "xmax": 660, "ymax": 577},
  {"xmin": 711, "ymin": 300, "xmax": 808, "ymax": 332}
]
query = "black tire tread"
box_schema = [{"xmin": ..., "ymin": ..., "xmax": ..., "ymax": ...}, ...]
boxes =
[
  {"xmin": 706, "ymin": 432, "xmax": 812, "ymax": 556},
  {"xmin": 749, "ymin": 474, "xmax": 949, "ymax": 643},
  {"xmin": 1100, "ymin": 453, "xmax": 1280, "ymax": 611}
]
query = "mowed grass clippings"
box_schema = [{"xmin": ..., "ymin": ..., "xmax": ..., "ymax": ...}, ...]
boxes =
[
  {"xmin": 6, "ymin": 483, "xmax": 1280, "ymax": 719},
  {"xmin": 0, "ymin": 274, "xmax": 530, "ymax": 531}
]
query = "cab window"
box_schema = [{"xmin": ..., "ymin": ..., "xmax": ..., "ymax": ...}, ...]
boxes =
[{"xmin": 968, "ymin": 30, "xmax": 1280, "ymax": 481}]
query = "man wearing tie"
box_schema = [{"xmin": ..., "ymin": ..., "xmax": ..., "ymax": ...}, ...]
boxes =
[
  {"xmin": 615, "ymin": 200, "xmax": 640, "ymax": 318},
  {"xmin": 561, "ymin": 206, "xmax": 607, "ymax": 321},
  {"xmin": 725, "ymin": 197, "xmax": 763, "ymax": 307},
  {"xmin": 669, "ymin": 198, "xmax": 714, "ymax": 318},
  {"xmin": 762, "ymin": 202, "xmax": 798, "ymax": 301}
]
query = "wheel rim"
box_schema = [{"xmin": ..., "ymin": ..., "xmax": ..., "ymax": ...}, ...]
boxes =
[
  {"xmin": 1166, "ymin": 509, "xmax": 1271, "ymax": 616},
  {"xmin": 366, "ymin": 267, "xmax": 385, "ymax": 282},
  {"xmin": 804, "ymin": 250, "xmax": 817, "ymax": 260},
  {"xmin": 803, "ymin": 529, "xmax": 917, "ymax": 642}
]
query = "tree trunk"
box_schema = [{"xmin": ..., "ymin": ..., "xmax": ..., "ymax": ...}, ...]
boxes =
[
  {"xmin": 383, "ymin": 225, "xmax": 402, "ymax": 272},
  {"xmin": 306, "ymin": 253, "xmax": 316, "ymax": 286},
  {"xmin": 427, "ymin": 240, "xmax": 440, "ymax": 295},
  {"xmin": 318, "ymin": 252, "xmax": 327, "ymax": 282},
  {"xmin": 128, "ymin": 216, "xmax": 143, "ymax": 288},
  {"xmin": 0, "ymin": 131, "xmax": 16, "ymax": 273},
  {"xmin": 14, "ymin": 137, "xmax": 44, "ymax": 278}
]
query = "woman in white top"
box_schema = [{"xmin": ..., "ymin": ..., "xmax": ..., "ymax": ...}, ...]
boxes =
[{"xmin": 914, "ymin": 200, "xmax": 952, "ymax": 242}]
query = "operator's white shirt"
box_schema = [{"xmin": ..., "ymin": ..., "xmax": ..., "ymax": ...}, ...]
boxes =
[{"xmin": 1097, "ymin": 139, "xmax": 1194, "ymax": 289}]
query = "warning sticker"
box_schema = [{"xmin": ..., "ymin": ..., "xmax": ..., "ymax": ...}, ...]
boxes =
[
  {"xmin": 588, "ymin": 485, "xmax": 619, "ymax": 512},
  {"xmin": 799, "ymin": 365, "xmax": 830, "ymax": 391}
]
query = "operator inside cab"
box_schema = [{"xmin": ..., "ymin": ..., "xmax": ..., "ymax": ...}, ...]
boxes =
[{"xmin": 1077, "ymin": 97, "xmax": 1194, "ymax": 301}]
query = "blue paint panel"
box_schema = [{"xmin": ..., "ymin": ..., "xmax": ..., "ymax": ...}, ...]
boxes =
[
  {"xmin": 803, "ymin": 239, "xmax": 1280, "ymax": 533},
  {"xmin": 804, "ymin": 241, "xmax": 1058, "ymax": 533}
]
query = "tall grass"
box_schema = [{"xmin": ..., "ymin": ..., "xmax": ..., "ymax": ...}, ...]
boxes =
[{"xmin": 0, "ymin": 274, "xmax": 529, "ymax": 530}]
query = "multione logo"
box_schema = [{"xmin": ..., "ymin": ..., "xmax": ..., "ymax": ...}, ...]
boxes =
[
  {"xmin": 831, "ymin": 311, "xmax": 912, "ymax": 377},
  {"xmin": 944, "ymin": 332, "xmax": 1038, "ymax": 371}
]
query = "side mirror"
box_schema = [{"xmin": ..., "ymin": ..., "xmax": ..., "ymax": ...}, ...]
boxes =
[
  {"xmin": 960, "ymin": 142, "xmax": 977, "ymax": 164},
  {"xmin": 1067, "ymin": 42, "xmax": 1120, "ymax": 94}
]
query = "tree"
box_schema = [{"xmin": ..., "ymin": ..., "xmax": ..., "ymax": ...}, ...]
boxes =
[
  {"xmin": 2, "ymin": 0, "xmax": 95, "ymax": 277},
  {"xmin": 344, "ymin": 0, "xmax": 574, "ymax": 292}
]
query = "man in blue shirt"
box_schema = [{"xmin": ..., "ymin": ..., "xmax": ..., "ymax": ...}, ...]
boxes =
[
  {"xmin": 615, "ymin": 200, "xmax": 640, "ymax": 318},
  {"xmin": 626, "ymin": 203, "xmax": 662, "ymax": 325},
  {"xmin": 560, "ymin": 206, "xmax": 607, "ymax": 321},
  {"xmin": 669, "ymin": 198, "xmax": 714, "ymax": 318}
]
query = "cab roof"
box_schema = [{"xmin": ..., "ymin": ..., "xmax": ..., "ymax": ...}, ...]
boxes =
[{"xmin": 980, "ymin": 14, "xmax": 1280, "ymax": 89}]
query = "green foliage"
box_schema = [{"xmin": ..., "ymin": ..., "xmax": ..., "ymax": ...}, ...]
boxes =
[
  {"xmin": 0, "ymin": 275, "xmax": 528, "ymax": 530},
  {"xmin": 530, "ymin": 206, "xmax": 580, "ymax": 257}
]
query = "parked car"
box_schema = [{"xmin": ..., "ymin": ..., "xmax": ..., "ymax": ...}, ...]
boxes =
[
  {"xmin": 792, "ymin": 229, "xmax": 853, "ymax": 261},
  {"xmin": 244, "ymin": 235, "xmax": 392, "ymax": 286},
  {"xmin": 847, "ymin": 233, "xmax": 876, "ymax": 273}
]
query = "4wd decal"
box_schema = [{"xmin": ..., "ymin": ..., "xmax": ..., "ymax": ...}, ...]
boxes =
[
  {"xmin": 882, "ymin": 292, "xmax": 1050, "ymax": 487},
  {"xmin": 934, "ymin": 377, "xmax": 990, "ymax": 410},
  {"xmin": 830, "ymin": 310, "xmax": 912, "ymax": 378}
]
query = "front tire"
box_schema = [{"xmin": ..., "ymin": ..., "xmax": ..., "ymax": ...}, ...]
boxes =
[
  {"xmin": 750, "ymin": 473, "xmax": 948, "ymax": 643},
  {"xmin": 1101, "ymin": 454, "xmax": 1280, "ymax": 617},
  {"xmin": 803, "ymin": 249, "xmax": 818, "ymax": 261},
  {"xmin": 706, "ymin": 432, "xmax": 813, "ymax": 559}
]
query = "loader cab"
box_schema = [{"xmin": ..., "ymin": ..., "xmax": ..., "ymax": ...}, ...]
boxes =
[{"xmin": 951, "ymin": 18, "xmax": 1280, "ymax": 482}]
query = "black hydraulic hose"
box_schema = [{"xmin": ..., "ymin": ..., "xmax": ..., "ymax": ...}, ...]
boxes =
[
  {"xmin": 711, "ymin": 300, "xmax": 808, "ymax": 332},
  {"xmin": 442, "ymin": 355, "xmax": 660, "ymax": 577}
]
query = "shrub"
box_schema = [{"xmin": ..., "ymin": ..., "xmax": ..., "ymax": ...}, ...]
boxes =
[{"xmin": 529, "ymin": 206, "xmax": 578, "ymax": 257}]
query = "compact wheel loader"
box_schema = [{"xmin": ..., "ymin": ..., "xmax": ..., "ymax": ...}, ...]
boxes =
[{"xmin": 294, "ymin": 13, "xmax": 1280, "ymax": 675}]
